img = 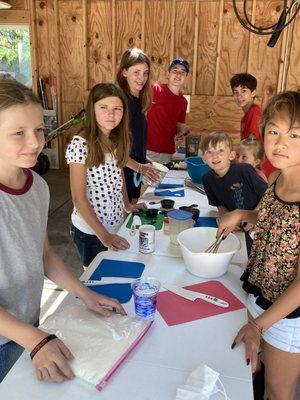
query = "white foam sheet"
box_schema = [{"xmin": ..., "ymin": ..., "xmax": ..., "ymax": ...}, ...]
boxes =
[{"xmin": 40, "ymin": 305, "xmax": 150, "ymax": 388}]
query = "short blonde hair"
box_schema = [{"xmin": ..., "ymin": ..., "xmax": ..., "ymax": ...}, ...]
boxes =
[{"xmin": 200, "ymin": 131, "xmax": 233, "ymax": 153}]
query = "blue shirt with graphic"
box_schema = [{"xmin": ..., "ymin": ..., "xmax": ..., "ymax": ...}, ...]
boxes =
[{"xmin": 202, "ymin": 163, "xmax": 268, "ymax": 211}]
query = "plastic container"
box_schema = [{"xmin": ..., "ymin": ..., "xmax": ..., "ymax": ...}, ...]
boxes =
[
  {"xmin": 142, "ymin": 162, "xmax": 169, "ymax": 186},
  {"xmin": 167, "ymin": 209, "xmax": 194, "ymax": 246},
  {"xmin": 177, "ymin": 227, "xmax": 240, "ymax": 278},
  {"xmin": 131, "ymin": 277, "xmax": 161, "ymax": 320},
  {"xmin": 185, "ymin": 156, "xmax": 210, "ymax": 184}
]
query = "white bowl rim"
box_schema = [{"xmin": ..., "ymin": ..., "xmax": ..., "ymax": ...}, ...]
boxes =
[{"xmin": 177, "ymin": 227, "xmax": 240, "ymax": 255}]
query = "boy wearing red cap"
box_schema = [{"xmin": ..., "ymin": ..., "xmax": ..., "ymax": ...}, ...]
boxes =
[{"xmin": 146, "ymin": 58, "xmax": 189, "ymax": 164}]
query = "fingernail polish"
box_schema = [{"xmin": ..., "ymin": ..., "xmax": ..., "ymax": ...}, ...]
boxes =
[
  {"xmin": 231, "ymin": 342, "xmax": 236, "ymax": 349},
  {"xmin": 247, "ymin": 358, "xmax": 250, "ymax": 365}
]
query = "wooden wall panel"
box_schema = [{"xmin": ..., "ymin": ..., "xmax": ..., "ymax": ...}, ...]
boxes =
[
  {"xmin": 249, "ymin": 1, "xmax": 284, "ymax": 107},
  {"xmin": 35, "ymin": 0, "xmax": 51, "ymax": 78},
  {"xmin": 286, "ymin": 15, "xmax": 300, "ymax": 91},
  {"xmin": 115, "ymin": 0, "xmax": 143, "ymax": 67},
  {"xmin": 217, "ymin": 1, "xmax": 250, "ymax": 96},
  {"xmin": 9, "ymin": 0, "xmax": 27, "ymax": 9},
  {"xmin": 58, "ymin": 0, "xmax": 85, "ymax": 103},
  {"xmin": 196, "ymin": 1, "xmax": 220, "ymax": 95},
  {"xmin": 187, "ymin": 95, "xmax": 243, "ymax": 132},
  {"xmin": 87, "ymin": 0, "xmax": 113, "ymax": 88},
  {"xmin": 144, "ymin": 0, "xmax": 172, "ymax": 83},
  {"xmin": 173, "ymin": 1, "xmax": 196, "ymax": 94}
]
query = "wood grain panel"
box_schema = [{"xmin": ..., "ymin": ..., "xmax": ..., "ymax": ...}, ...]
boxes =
[
  {"xmin": 35, "ymin": 0, "xmax": 51, "ymax": 78},
  {"xmin": 196, "ymin": 1, "xmax": 220, "ymax": 95},
  {"xmin": 8, "ymin": 0, "xmax": 26, "ymax": 9},
  {"xmin": 88, "ymin": 0, "xmax": 113, "ymax": 88},
  {"xmin": 174, "ymin": 0, "xmax": 196, "ymax": 94},
  {"xmin": 58, "ymin": 0, "xmax": 84, "ymax": 102},
  {"xmin": 144, "ymin": 0, "xmax": 172, "ymax": 83},
  {"xmin": 217, "ymin": 1, "xmax": 250, "ymax": 96},
  {"xmin": 115, "ymin": 0, "xmax": 143, "ymax": 67},
  {"xmin": 286, "ymin": 14, "xmax": 300, "ymax": 91},
  {"xmin": 249, "ymin": 1, "xmax": 284, "ymax": 108},
  {"xmin": 187, "ymin": 95, "xmax": 243, "ymax": 132}
]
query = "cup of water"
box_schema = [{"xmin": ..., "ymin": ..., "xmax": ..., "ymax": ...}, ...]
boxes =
[{"xmin": 131, "ymin": 277, "xmax": 161, "ymax": 320}]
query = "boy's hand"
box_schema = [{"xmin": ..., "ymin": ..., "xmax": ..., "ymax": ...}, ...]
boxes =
[
  {"xmin": 102, "ymin": 233, "xmax": 130, "ymax": 251},
  {"xmin": 32, "ymin": 337, "xmax": 75, "ymax": 382}
]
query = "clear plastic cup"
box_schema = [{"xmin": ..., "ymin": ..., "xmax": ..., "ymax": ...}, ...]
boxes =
[
  {"xmin": 131, "ymin": 277, "xmax": 161, "ymax": 320},
  {"xmin": 142, "ymin": 162, "xmax": 169, "ymax": 186}
]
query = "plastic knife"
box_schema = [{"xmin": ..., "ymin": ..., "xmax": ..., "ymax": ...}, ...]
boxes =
[
  {"xmin": 81, "ymin": 277, "xmax": 136, "ymax": 286},
  {"xmin": 162, "ymin": 283, "xmax": 229, "ymax": 308}
]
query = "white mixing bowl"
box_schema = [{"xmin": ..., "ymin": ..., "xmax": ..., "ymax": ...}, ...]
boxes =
[{"xmin": 177, "ymin": 227, "xmax": 240, "ymax": 278}]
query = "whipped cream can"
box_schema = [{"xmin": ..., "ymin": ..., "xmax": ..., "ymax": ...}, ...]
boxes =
[{"xmin": 139, "ymin": 224, "xmax": 155, "ymax": 253}]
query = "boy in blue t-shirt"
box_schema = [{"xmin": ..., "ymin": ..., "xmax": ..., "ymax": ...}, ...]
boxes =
[{"xmin": 200, "ymin": 131, "xmax": 267, "ymax": 226}]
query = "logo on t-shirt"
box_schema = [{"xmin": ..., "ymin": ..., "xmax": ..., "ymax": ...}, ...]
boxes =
[{"xmin": 230, "ymin": 182, "xmax": 244, "ymax": 209}]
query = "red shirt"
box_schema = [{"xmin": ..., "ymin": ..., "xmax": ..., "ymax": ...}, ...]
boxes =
[
  {"xmin": 147, "ymin": 83, "xmax": 187, "ymax": 154},
  {"xmin": 241, "ymin": 103, "xmax": 262, "ymax": 141}
]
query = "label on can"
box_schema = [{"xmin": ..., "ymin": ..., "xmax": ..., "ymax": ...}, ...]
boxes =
[{"xmin": 139, "ymin": 224, "xmax": 155, "ymax": 253}]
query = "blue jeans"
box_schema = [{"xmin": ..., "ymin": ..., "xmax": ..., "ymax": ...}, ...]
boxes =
[
  {"xmin": 70, "ymin": 224, "xmax": 107, "ymax": 267},
  {"xmin": 0, "ymin": 321, "xmax": 39, "ymax": 383},
  {"xmin": 0, "ymin": 340, "xmax": 24, "ymax": 383}
]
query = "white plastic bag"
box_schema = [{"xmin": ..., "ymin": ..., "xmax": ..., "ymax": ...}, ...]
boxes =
[{"xmin": 41, "ymin": 304, "xmax": 152, "ymax": 390}]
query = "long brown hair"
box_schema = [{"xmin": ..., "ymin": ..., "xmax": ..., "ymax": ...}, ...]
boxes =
[
  {"xmin": 116, "ymin": 48, "xmax": 152, "ymax": 113},
  {"xmin": 83, "ymin": 83, "xmax": 131, "ymax": 168}
]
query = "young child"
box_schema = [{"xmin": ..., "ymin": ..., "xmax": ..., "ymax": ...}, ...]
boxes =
[
  {"xmin": 236, "ymin": 137, "xmax": 267, "ymax": 182},
  {"xmin": 230, "ymin": 72, "xmax": 275, "ymax": 178},
  {"xmin": 66, "ymin": 83, "xmax": 146, "ymax": 268},
  {"xmin": 218, "ymin": 92, "xmax": 300, "ymax": 400},
  {"xmin": 116, "ymin": 48, "xmax": 158, "ymax": 202},
  {"xmin": 200, "ymin": 132, "xmax": 268, "ymax": 218},
  {"xmin": 0, "ymin": 79, "xmax": 125, "ymax": 383},
  {"xmin": 146, "ymin": 58, "xmax": 189, "ymax": 164}
]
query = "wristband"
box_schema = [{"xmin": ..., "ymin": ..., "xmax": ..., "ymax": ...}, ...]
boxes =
[
  {"xmin": 248, "ymin": 320, "xmax": 264, "ymax": 335},
  {"xmin": 30, "ymin": 334, "xmax": 57, "ymax": 360}
]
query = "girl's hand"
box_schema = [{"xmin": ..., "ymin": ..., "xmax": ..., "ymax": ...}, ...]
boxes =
[
  {"xmin": 141, "ymin": 163, "xmax": 161, "ymax": 185},
  {"xmin": 217, "ymin": 209, "xmax": 243, "ymax": 237},
  {"xmin": 102, "ymin": 232, "xmax": 130, "ymax": 251},
  {"xmin": 231, "ymin": 323, "xmax": 260, "ymax": 373},
  {"xmin": 81, "ymin": 289, "xmax": 126, "ymax": 317},
  {"xmin": 32, "ymin": 336, "xmax": 75, "ymax": 382},
  {"xmin": 125, "ymin": 202, "xmax": 147, "ymax": 213}
]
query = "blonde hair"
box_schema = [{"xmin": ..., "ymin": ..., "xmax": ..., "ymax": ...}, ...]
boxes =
[
  {"xmin": 261, "ymin": 91, "xmax": 300, "ymax": 137},
  {"xmin": 0, "ymin": 78, "xmax": 41, "ymax": 113},
  {"xmin": 200, "ymin": 131, "xmax": 233, "ymax": 153},
  {"xmin": 116, "ymin": 48, "xmax": 152, "ymax": 113},
  {"xmin": 83, "ymin": 83, "xmax": 131, "ymax": 168},
  {"xmin": 238, "ymin": 138, "xmax": 264, "ymax": 170}
]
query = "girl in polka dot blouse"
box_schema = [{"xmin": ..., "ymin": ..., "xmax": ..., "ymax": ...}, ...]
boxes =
[{"xmin": 66, "ymin": 83, "xmax": 146, "ymax": 267}]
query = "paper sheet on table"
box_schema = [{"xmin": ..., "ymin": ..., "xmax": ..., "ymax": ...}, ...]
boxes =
[
  {"xmin": 157, "ymin": 281, "xmax": 245, "ymax": 326},
  {"xmin": 41, "ymin": 305, "xmax": 152, "ymax": 390}
]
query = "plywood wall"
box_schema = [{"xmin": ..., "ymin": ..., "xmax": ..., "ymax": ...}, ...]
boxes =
[{"xmin": 3, "ymin": 0, "xmax": 300, "ymax": 167}]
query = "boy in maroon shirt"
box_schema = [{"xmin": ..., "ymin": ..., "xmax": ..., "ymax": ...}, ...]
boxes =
[
  {"xmin": 230, "ymin": 73, "xmax": 275, "ymax": 177},
  {"xmin": 146, "ymin": 58, "xmax": 189, "ymax": 164}
]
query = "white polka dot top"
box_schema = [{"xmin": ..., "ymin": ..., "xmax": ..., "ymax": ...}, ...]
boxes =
[{"xmin": 66, "ymin": 135, "xmax": 124, "ymax": 234}]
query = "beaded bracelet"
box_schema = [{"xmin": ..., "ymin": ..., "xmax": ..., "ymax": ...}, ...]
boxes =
[
  {"xmin": 248, "ymin": 319, "xmax": 264, "ymax": 335},
  {"xmin": 30, "ymin": 334, "xmax": 58, "ymax": 360}
]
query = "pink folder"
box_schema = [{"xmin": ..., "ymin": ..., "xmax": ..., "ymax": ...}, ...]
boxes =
[{"xmin": 157, "ymin": 280, "xmax": 245, "ymax": 326}]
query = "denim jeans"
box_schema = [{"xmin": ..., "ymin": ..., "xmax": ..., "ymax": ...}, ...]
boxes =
[
  {"xmin": 0, "ymin": 321, "xmax": 39, "ymax": 383},
  {"xmin": 70, "ymin": 224, "xmax": 107, "ymax": 267},
  {"xmin": 0, "ymin": 340, "xmax": 24, "ymax": 383}
]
